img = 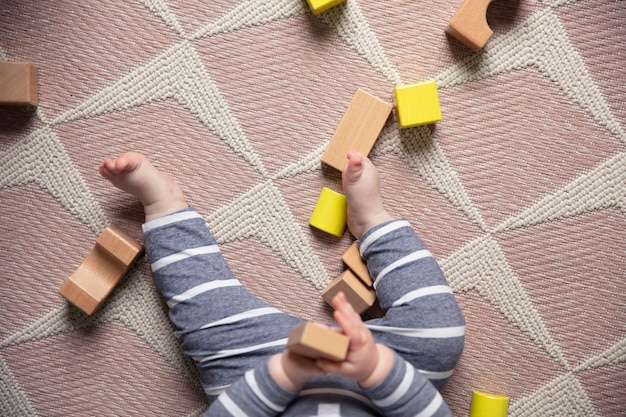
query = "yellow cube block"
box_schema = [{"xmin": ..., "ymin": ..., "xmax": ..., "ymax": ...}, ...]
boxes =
[
  {"xmin": 394, "ymin": 81, "xmax": 442, "ymax": 128},
  {"xmin": 306, "ymin": 0, "xmax": 346, "ymax": 15}
]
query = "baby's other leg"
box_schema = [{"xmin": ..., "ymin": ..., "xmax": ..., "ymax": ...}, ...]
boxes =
[
  {"xmin": 341, "ymin": 152, "xmax": 465, "ymax": 390},
  {"xmin": 143, "ymin": 212, "xmax": 303, "ymax": 398},
  {"xmin": 360, "ymin": 222, "xmax": 465, "ymax": 391},
  {"xmin": 101, "ymin": 153, "xmax": 303, "ymax": 399}
]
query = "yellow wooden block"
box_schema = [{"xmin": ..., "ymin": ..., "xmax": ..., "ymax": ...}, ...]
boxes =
[
  {"xmin": 469, "ymin": 391, "xmax": 509, "ymax": 417},
  {"xmin": 287, "ymin": 322, "xmax": 349, "ymax": 361},
  {"xmin": 309, "ymin": 187, "xmax": 347, "ymax": 237},
  {"xmin": 306, "ymin": 0, "xmax": 346, "ymax": 15},
  {"xmin": 394, "ymin": 81, "xmax": 442, "ymax": 128}
]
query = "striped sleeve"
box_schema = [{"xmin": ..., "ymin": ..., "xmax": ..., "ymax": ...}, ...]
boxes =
[
  {"xmin": 363, "ymin": 352, "xmax": 453, "ymax": 417},
  {"xmin": 205, "ymin": 361, "xmax": 297, "ymax": 416}
]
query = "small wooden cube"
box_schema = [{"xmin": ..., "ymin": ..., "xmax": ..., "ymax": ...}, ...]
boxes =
[
  {"xmin": 322, "ymin": 269, "xmax": 376, "ymax": 314},
  {"xmin": 0, "ymin": 62, "xmax": 38, "ymax": 106},
  {"xmin": 287, "ymin": 322, "xmax": 349, "ymax": 361},
  {"xmin": 342, "ymin": 242, "xmax": 373, "ymax": 287},
  {"xmin": 58, "ymin": 226, "xmax": 144, "ymax": 315},
  {"xmin": 321, "ymin": 89, "xmax": 392, "ymax": 172},
  {"xmin": 394, "ymin": 81, "xmax": 442, "ymax": 128},
  {"xmin": 306, "ymin": 0, "xmax": 346, "ymax": 15},
  {"xmin": 445, "ymin": 0, "xmax": 496, "ymax": 52}
]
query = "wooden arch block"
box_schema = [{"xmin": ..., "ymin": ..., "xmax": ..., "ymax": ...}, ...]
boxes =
[
  {"xmin": 445, "ymin": 0, "xmax": 496, "ymax": 52},
  {"xmin": 58, "ymin": 226, "xmax": 144, "ymax": 315}
]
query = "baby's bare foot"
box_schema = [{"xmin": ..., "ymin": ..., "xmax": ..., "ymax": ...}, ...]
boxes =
[
  {"xmin": 342, "ymin": 152, "xmax": 393, "ymax": 239},
  {"xmin": 99, "ymin": 152, "xmax": 188, "ymax": 221}
]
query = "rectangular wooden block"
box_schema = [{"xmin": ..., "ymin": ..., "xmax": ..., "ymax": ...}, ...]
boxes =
[
  {"xmin": 321, "ymin": 89, "xmax": 392, "ymax": 172},
  {"xmin": 287, "ymin": 322, "xmax": 349, "ymax": 361},
  {"xmin": 322, "ymin": 269, "xmax": 376, "ymax": 314},
  {"xmin": 58, "ymin": 226, "xmax": 144, "ymax": 315},
  {"xmin": 342, "ymin": 242, "xmax": 373, "ymax": 287},
  {"xmin": 0, "ymin": 62, "xmax": 38, "ymax": 106}
]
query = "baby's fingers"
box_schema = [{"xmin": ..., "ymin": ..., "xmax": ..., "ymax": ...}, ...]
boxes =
[{"xmin": 332, "ymin": 293, "xmax": 368, "ymax": 342}]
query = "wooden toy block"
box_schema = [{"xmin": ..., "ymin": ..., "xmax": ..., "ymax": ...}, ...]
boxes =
[
  {"xmin": 394, "ymin": 81, "xmax": 442, "ymax": 128},
  {"xmin": 306, "ymin": 0, "xmax": 346, "ymax": 15},
  {"xmin": 342, "ymin": 242, "xmax": 373, "ymax": 287},
  {"xmin": 321, "ymin": 89, "xmax": 392, "ymax": 172},
  {"xmin": 322, "ymin": 269, "xmax": 376, "ymax": 314},
  {"xmin": 0, "ymin": 62, "xmax": 38, "ymax": 106},
  {"xmin": 309, "ymin": 187, "xmax": 347, "ymax": 237},
  {"xmin": 445, "ymin": 0, "xmax": 496, "ymax": 52},
  {"xmin": 58, "ymin": 226, "xmax": 144, "ymax": 315},
  {"xmin": 469, "ymin": 391, "xmax": 509, "ymax": 417},
  {"xmin": 287, "ymin": 322, "xmax": 349, "ymax": 361}
]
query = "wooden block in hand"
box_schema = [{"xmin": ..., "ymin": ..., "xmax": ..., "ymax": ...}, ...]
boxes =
[
  {"xmin": 445, "ymin": 0, "xmax": 496, "ymax": 52},
  {"xmin": 342, "ymin": 242, "xmax": 373, "ymax": 287},
  {"xmin": 321, "ymin": 89, "xmax": 392, "ymax": 172},
  {"xmin": 58, "ymin": 226, "xmax": 144, "ymax": 315},
  {"xmin": 322, "ymin": 269, "xmax": 376, "ymax": 314},
  {"xmin": 0, "ymin": 62, "xmax": 38, "ymax": 106},
  {"xmin": 287, "ymin": 322, "xmax": 349, "ymax": 361}
]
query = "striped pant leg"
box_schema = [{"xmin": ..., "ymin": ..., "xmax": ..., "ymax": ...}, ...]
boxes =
[
  {"xmin": 359, "ymin": 219, "xmax": 465, "ymax": 391},
  {"xmin": 142, "ymin": 208, "xmax": 303, "ymax": 398}
]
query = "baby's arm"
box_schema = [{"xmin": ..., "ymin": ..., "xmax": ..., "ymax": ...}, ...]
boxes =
[
  {"xmin": 267, "ymin": 291, "xmax": 394, "ymax": 393},
  {"xmin": 315, "ymin": 292, "xmax": 394, "ymax": 387}
]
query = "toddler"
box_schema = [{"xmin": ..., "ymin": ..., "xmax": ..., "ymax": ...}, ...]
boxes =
[{"xmin": 99, "ymin": 151, "xmax": 465, "ymax": 416}]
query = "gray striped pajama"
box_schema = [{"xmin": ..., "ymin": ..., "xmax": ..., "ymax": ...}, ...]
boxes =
[{"xmin": 142, "ymin": 208, "xmax": 465, "ymax": 416}]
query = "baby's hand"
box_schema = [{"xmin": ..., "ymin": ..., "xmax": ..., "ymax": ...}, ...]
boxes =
[
  {"xmin": 268, "ymin": 349, "xmax": 323, "ymax": 392},
  {"xmin": 316, "ymin": 292, "xmax": 394, "ymax": 388}
]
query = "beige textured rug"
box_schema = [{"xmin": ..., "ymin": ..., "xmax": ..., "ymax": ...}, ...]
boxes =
[{"xmin": 1, "ymin": 0, "xmax": 625, "ymax": 416}]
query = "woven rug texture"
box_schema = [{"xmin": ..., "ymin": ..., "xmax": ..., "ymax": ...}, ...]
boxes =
[{"xmin": 1, "ymin": 0, "xmax": 625, "ymax": 416}]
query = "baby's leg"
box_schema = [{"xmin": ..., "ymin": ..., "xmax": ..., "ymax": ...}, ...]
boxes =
[
  {"xmin": 342, "ymin": 152, "xmax": 394, "ymax": 239},
  {"xmin": 101, "ymin": 153, "xmax": 303, "ymax": 398},
  {"xmin": 342, "ymin": 153, "xmax": 465, "ymax": 391}
]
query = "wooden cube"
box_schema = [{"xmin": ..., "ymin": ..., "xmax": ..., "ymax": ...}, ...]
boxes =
[
  {"xmin": 321, "ymin": 89, "xmax": 392, "ymax": 172},
  {"xmin": 0, "ymin": 62, "xmax": 38, "ymax": 106},
  {"xmin": 394, "ymin": 81, "xmax": 442, "ymax": 128},
  {"xmin": 58, "ymin": 226, "xmax": 144, "ymax": 315},
  {"xmin": 306, "ymin": 0, "xmax": 346, "ymax": 15},
  {"xmin": 445, "ymin": 0, "xmax": 496, "ymax": 52},
  {"xmin": 342, "ymin": 242, "xmax": 373, "ymax": 287},
  {"xmin": 287, "ymin": 322, "xmax": 349, "ymax": 361},
  {"xmin": 322, "ymin": 269, "xmax": 376, "ymax": 314}
]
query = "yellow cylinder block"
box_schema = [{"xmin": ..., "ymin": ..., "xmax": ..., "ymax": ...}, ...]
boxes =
[
  {"xmin": 309, "ymin": 187, "xmax": 347, "ymax": 237},
  {"xmin": 469, "ymin": 391, "xmax": 509, "ymax": 417}
]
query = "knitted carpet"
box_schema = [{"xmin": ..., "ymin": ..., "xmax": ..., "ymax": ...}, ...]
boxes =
[{"xmin": 1, "ymin": 0, "xmax": 624, "ymax": 416}]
